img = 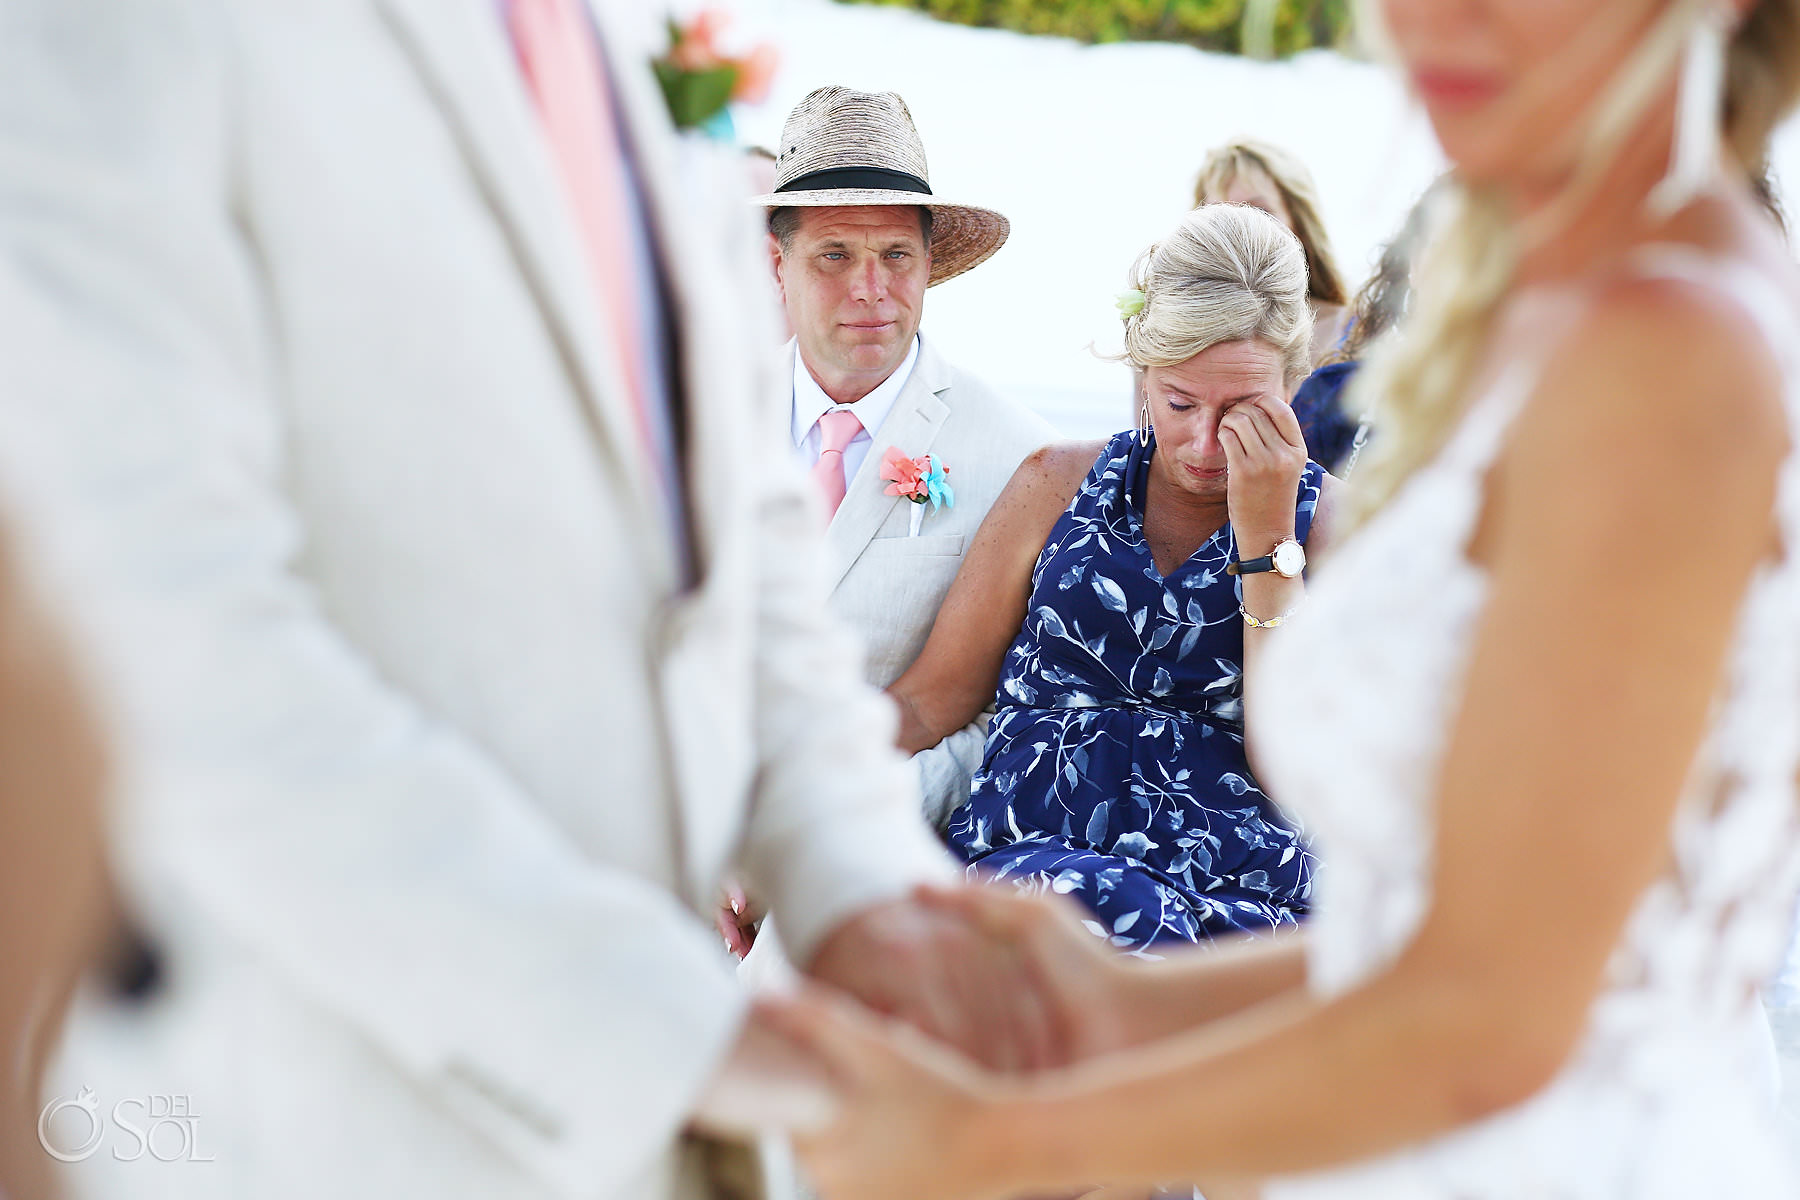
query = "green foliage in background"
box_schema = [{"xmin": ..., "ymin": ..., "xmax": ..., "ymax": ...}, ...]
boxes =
[{"xmin": 831, "ymin": 0, "xmax": 1353, "ymax": 57}]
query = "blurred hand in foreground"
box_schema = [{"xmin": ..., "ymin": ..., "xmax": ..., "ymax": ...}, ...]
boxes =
[
  {"xmin": 756, "ymin": 983, "xmax": 1006, "ymax": 1200},
  {"xmin": 801, "ymin": 892, "xmax": 1055, "ymax": 1073},
  {"xmin": 801, "ymin": 882, "xmax": 1147, "ymax": 1074}
]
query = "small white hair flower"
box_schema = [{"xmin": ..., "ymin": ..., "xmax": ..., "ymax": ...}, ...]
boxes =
[{"xmin": 1115, "ymin": 288, "xmax": 1146, "ymax": 319}]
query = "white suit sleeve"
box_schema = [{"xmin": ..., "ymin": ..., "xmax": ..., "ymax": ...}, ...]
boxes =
[
  {"xmin": 0, "ymin": 5, "xmax": 741, "ymax": 1196},
  {"xmin": 728, "ymin": 449, "xmax": 968, "ymax": 958},
  {"xmin": 720, "ymin": 244, "xmax": 956, "ymax": 968},
  {"xmin": 730, "ymin": 382, "xmax": 960, "ymax": 966}
]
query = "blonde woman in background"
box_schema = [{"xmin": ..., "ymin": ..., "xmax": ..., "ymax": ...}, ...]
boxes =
[
  {"xmin": 1196, "ymin": 141, "xmax": 1360, "ymax": 472},
  {"xmin": 1194, "ymin": 140, "xmax": 1351, "ymax": 367},
  {"xmin": 764, "ymin": 1, "xmax": 1800, "ymax": 1197}
]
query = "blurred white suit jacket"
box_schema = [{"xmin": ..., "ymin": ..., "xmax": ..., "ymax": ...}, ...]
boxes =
[{"xmin": 0, "ymin": 2, "xmax": 950, "ymax": 1197}]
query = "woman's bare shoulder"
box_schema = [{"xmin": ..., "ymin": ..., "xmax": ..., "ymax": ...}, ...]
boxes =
[
  {"xmin": 1559, "ymin": 265, "xmax": 1787, "ymax": 450},
  {"xmin": 1004, "ymin": 438, "xmax": 1112, "ymax": 510},
  {"xmin": 1498, "ymin": 262, "xmax": 1788, "ymax": 551}
]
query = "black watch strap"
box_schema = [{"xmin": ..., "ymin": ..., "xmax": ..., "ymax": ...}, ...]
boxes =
[{"xmin": 1226, "ymin": 555, "xmax": 1274, "ymax": 576}]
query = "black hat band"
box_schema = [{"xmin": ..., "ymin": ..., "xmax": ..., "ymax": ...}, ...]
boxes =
[{"xmin": 776, "ymin": 166, "xmax": 933, "ymax": 196}]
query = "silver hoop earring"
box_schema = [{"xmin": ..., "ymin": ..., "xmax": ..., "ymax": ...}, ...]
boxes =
[
  {"xmin": 1647, "ymin": 2, "xmax": 1728, "ymax": 219},
  {"xmin": 1137, "ymin": 397, "xmax": 1151, "ymax": 445}
]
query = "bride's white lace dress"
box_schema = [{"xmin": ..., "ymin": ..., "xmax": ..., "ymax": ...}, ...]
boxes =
[{"xmin": 1253, "ymin": 248, "xmax": 1800, "ymax": 1197}]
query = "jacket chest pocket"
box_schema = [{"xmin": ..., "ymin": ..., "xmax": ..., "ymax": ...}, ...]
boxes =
[{"xmin": 865, "ymin": 532, "xmax": 965, "ymax": 558}]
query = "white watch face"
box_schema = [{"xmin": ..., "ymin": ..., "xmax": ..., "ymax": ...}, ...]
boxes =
[{"xmin": 1272, "ymin": 540, "xmax": 1306, "ymax": 578}]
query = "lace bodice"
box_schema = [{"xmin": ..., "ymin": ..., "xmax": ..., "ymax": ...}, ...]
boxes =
[{"xmin": 1254, "ymin": 249, "xmax": 1800, "ymax": 1197}]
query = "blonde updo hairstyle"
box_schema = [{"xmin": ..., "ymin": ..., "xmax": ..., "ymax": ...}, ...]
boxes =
[
  {"xmin": 1347, "ymin": 0, "xmax": 1800, "ymax": 526},
  {"xmin": 1120, "ymin": 203, "xmax": 1315, "ymax": 393},
  {"xmin": 1194, "ymin": 139, "xmax": 1350, "ymax": 308}
]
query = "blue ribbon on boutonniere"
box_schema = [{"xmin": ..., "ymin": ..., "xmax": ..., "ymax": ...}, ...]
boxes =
[{"xmin": 920, "ymin": 457, "xmax": 954, "ymax": 513}]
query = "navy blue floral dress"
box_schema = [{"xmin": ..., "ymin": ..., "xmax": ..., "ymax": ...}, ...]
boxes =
[{"xmin": 946, "ymin": 431, "xmax": 1323, "ymax": 955}]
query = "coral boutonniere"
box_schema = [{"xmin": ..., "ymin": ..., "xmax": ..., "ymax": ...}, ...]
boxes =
[
  {"xmin": 880, "ymin": 446, "xmax": 954, "ymax": 537},
  {"xmin": 652, "ymin": 10, "xmax": 778, "ymax": 137}
]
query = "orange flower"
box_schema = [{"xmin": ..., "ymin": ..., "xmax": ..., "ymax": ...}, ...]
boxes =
[
  {"xmin": 731, "ymin": 44, "xmax": 780, "ymax": 104},
  {"xmin": 670, "ymin": 9, "xmax": 728, "ymax": 72},
  {"xmin": 880, "ymin": 446, "xmax": 928, "ymax": 501}
]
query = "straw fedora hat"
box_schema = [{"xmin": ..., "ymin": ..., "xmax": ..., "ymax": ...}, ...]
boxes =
[{"xmin": 751, "ymin": 86, "xmax": 1009, "ymax": 286}]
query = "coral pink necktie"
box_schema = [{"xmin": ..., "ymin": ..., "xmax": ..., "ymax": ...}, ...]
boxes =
[
  {"xmin": 812, "ymin": 409, "xmax": 864, "ymax": 519},
  {"xmin": 508, "ymin": 0, "xmax": 669, "ymax": 507}
]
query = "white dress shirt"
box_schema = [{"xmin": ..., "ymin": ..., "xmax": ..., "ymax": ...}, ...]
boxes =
[{"xmin": 790, "ymin": 335, "xmax": 921, "ymax": 487}]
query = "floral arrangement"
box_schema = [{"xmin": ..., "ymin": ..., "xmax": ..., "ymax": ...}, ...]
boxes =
[
  {"xmin": 652, "ymin": 10, "xmax": 779, "ymax": 135},
  {"xmin": 879, "ymin": 446, "xmax": 954, "ymax": 536}
]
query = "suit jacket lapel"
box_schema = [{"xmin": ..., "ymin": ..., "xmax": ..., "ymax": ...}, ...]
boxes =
[
  {"xmin": 583, "ymin": 3, "xmax": 710, "ymax": 570},
  {"xmin": 588, "ymin": 1, "xmax": 798, "ymax": 592},
  {"xmin": 373, "ymin": 0, "xmax": 667, "ymax": 574},
  {"xmin": 823, "ymin": 339, "xmax": 954, "ymax": 591}
]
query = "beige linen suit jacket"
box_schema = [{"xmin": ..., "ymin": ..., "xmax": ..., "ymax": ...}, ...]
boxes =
[
  {"xmin": 0, "ymin": 2, "xmax": 949, "ymax": 1198},
  {"xmin": 810, "ymin": 338, "xmax": 1055, "ymax": 828}
]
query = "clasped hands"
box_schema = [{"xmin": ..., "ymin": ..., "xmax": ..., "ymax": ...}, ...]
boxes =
[{"xmin": 694, "ymin": 882, "xmax": 1161, "ymax": 1200}]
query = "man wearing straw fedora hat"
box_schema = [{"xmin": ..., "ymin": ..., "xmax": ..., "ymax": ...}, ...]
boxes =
[{"xmin": 754, "ymin": 86, "xmax": 1053, "ymax": 833}]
